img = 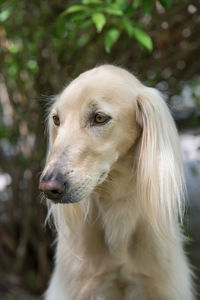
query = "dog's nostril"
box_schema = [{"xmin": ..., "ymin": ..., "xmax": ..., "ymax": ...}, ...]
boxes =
[
  {"xmin": 50, "ymin": 190, "xmax": 63, "ymax": 195},
  {"xmin": 51, "ymin": 189, "xmax": 60, "ymax": 195}
]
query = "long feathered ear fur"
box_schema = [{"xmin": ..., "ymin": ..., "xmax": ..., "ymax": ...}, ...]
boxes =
[{"xmin": 136, "ymin": 87, "xmax": 185, "ymax": 239}]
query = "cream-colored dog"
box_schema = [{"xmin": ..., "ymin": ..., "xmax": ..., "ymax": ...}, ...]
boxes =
[{"xmin": 40, "ymin": 65, "xmax": 195, "ymax": 300}]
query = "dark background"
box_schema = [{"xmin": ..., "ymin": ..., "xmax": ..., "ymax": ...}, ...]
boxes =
[{"xmin": 0, "ymin": 0, "xmax": 199, "ymax": 298}]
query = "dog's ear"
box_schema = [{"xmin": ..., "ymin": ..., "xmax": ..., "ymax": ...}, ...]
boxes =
[{"xmin": 136, "ymin": 87, "xmax": 185, "ymax": 238}]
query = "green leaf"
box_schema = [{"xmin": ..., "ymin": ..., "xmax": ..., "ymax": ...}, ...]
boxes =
[
  {"xmin": 62, "ymin": 5, "xmax": 87, "ymax": 15},
  {"xmin": 103, "ymin": 7, "xmax": 123, "ymax": 16},
  {"xmin": 8, "ymin": 62, "xmax": 18, "ymax": 76},
  {"xmin": 92, "ymin": 13, "xmax": 106, "ymax": 33},
  {"xmin": 132, "ymin": 27, "xmax": 153, "ymax": 51},
  {"xmin": 80, "ymin": 19, "xmax": 93, "ymax": 29},
  {"xmin": 104, "ymin": 28, "xmax": 120, "ymax": 53},
  {"xmin": 132, "ymin": 0, "xmax": 140, "ymax": 9},
  {"xmin": 124, "ymin": 4, "xmax": 136, "ymax": 17},
  {"xmin": 0, "ymin": 8, "xmax": 10, "ymax": 22},
  {"xmin": 83, "ymin": 0, "xmax": 102, "ymax": 4},
  {"xmin": 142, "ymin": 0, "xmax": 154, "ymax": 13},
  {"xmin": 116, "ymin": 0, "xmax": 126, "ymax": 6},
  {"xmin": 8, "ymin": 43, "xmax": 22, "ymax": 54},
  {"xmin": 76, "ymin": 34, "xmax": 90, "ymax": 48},
  {"xmin": 27, "ymin": 59, "xmax": 38, "ymax": 72},
  {"xmin": 71, "ymin": 12, "xmax": 90, "ymax": 22},
  {"xmin": 159, "ymin": 0, "xmax": 173, "ymax": 8},
  {"xmin": 121, "ymin": 17, "xmax": 134, "ymax": 37}
]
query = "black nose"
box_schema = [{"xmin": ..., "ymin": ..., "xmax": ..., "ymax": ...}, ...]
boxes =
[{"xmin": 39, "ymin": 171, "xmax": 66, "ymax": 202}]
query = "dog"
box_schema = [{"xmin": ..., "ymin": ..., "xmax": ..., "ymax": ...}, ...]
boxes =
[{"xmin": 39, "ymin": 65, "xmax": 195, "ymax": 299}]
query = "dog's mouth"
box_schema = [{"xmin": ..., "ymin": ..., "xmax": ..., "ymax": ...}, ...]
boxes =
[
  {"xmin": 48, "ymin": 192, "xmax": 80, "ymax": 204},
  {"xmin": 40, "ymin": 171, "xmax": 109, "ymax": 204},
  {"xmin": 41, "ymin": 186, "xmax": 85, "ymax": 204},
  {"xmin": 97, "ymin": 171, "xmax": 108, "ymax": 185}
]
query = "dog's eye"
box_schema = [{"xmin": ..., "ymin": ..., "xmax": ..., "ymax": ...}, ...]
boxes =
[
  {"xmin": 93, "ymin": 113, "xmax": 111, "ymax": 125},
  {"xmin": 53, "ymin": 115, "xmax": 60, "ymax": 126}
]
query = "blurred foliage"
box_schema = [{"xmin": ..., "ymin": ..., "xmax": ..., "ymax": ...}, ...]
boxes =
[
  {"xmin": 0, "ymin": 0, "xmax": 200, "ymax": 296},
  {"xmin": 0, "ymin": 0, "xmax": 174, "ymax": 84},
  {"xmin": 63, "ymin": 0, "xmax": 160, "ymax": 52}
]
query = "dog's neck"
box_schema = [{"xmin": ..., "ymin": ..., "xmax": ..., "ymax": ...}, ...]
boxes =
[
  {"xmin": 54, "ymin": 144, "xmax": 140, "ymax": 265},
  {"xmin": 93, "ymin": 148, "xmax": 139, "ymax": 255}
]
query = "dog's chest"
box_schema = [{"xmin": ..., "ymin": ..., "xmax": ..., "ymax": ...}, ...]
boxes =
[{"xmin": 73, "ymin": 201, "xmax": 140, "ymax": 273}]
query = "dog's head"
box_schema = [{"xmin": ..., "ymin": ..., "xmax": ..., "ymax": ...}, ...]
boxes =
[
  {"xmin": 40, "ymin": 65, "xmax": 141, "ymax": 203},
  {"xmin": 40, "ymin": 65, "xmax": 184, "ymax": 233}
]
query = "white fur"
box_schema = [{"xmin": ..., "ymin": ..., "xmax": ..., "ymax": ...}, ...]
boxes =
[{"xmin": 42, "ymin": 65, "xmax": 195, "ymax": 300}]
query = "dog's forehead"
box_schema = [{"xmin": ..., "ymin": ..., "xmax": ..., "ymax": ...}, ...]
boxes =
[{"xmin": 56, "ymin": 67, "xmax": 139, "ymax": 112}]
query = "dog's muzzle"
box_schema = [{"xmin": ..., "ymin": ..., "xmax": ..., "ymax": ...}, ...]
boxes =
[{"xmin": 39, "ymin": 170, "xmax": 67, "ymax": 203}]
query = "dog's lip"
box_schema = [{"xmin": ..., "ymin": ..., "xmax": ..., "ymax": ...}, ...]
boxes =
[
  {"xmin": 46, "ymin": 192, "xmax": 81, "ymax": 204},
  {"xmin": 97, "ymin": 171, "xmax": 108, "ymax": 184}
]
